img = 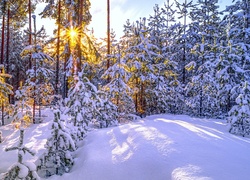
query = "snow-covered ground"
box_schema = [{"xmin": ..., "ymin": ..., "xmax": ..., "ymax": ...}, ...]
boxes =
[{"xmin": 1, "ymin": 109, "xmax": 250, "ymax": 180}]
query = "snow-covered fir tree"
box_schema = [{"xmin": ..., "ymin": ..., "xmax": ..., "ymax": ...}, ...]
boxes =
[
  {"xmin": 216, "ymin": 0, "xmax": 250, "ymax": 116},
  {"xmin": 12, "ymin": 87, "xmax": 33, "ymax": 128},
  {"xmin": 0, "ymin": 64, "xmax": 13, "ymax": 125},
  {"xmin": 147, "ymin": 2, "xmax": 183, "ymax": 114},
  {"xmin": 38, "ymin": 110, "xmax": 76, "ymax": 177},
  {"xmin": 102, "ymin": 38, "xmax": 135, "ymax": 122},
  {"xmin": 95, "ymin": 90, "xmax": 118, "ymax": 127},
  {"xmin": 228, "ymin": 82, "xmax": 250, "ymax": 136},
  {"xmin": 65, "ymin": 69, "xmax": 97, "ymax": 137},
  {"xmin": 123, "ymin": 17, "xmax": 164, "ymax": 116},
  {"xmin": 185, "ymin": 0, "xmax": 222, "ymax": 117},
  {"xmin": 2, "ymin": 129, "xmax": 40, "ymax": 180},
  {"xmin": 21, "ymin": 17, "xmax": 54, "ymax": 123}
]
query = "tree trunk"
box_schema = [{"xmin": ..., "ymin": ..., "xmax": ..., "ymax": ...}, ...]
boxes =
[
  {"xmin": 1, "ymin": 102, "xmax": 4, "ymax": 126},
  {"xmin": 1, "ymin": 13, "xmax": 5, "ymax": 65},
  {"xmin": 6, "ymin": 8, "xmax": 10, "ymax": 73},
  {"xmin": 77, "ymin": 0, "xmax": 83, "ymax": 72},
  {"xmin": 28, "ymin": 0, "xmax": 32, "ymax": 69},
  {"xmin": 32, "ymin": 15, "xmax": 37, "ymax": 124},
  {"xmin": 55, "ymin": 0, "xmax": 61, "ymax": 95},
  {"xmin": 107, "ymin": 0, "xmax": 111, "ymax": 80},
  {"xmin": 1, "ymin": 7, "xmax": 6, "ymax": 125}
]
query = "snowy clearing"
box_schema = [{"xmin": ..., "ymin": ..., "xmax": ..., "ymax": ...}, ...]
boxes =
[{"xmin": 1, "ymin": 109, "xmax": 250, "ymax": 180}]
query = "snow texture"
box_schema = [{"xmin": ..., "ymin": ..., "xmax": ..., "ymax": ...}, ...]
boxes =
[{"xmin": 1, "ymin": 109, "xmax": 250, "ymax": 180}]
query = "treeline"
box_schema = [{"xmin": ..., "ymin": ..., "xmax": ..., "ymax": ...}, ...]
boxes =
[
  {"xmin": 0, "ymin": 0, "xmax": 249, "ymax": 131},
  {"xmin": 101, "ymin": 0, "xmax": 250, "ymax": 123}
]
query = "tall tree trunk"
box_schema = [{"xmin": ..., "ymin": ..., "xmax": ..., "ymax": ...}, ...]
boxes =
[
  {"xmin": 140, "ymin": 82, "xmax": 144, "ymax": 115},
  {"xmin": 77, "ymin": 0, "xmax": 83, "ymax": 72},
  {"xmin": 63, "ymin": 12, "xmax": 71, "ymax": 99},
  {"xmin": 1, "ymin": 13, "xmax": 5, "ymax": 65},
  {"xmin": 32, "ymin": 15, "xmax": 37, "ymax": 124},
  {"xmin": 135, "ymin": 77, "xmax": 138, "ymax": 113},
  {"xmin": 107, "ymin": 0, "xmax": 110, "ymax": 76},
  {"xmin": 6, "ymin": 8, "xmax": 10, "ymax": 73},
  {"xmin": 28, "ymin": 0, "xmax": 32, "ymax": 69},
  {"xmin": 182, "ymin": 0, "xmax": 187, "ymax": 85},
  {"xmin": 55, "ymin": 0, "xmax": 61, "ymax": 95},
  {"xmin": 1, "ymin": 103, "xmax": 4, "ymax": 126},
  {"xmin": 1, "ymin": 5, "xmax": 6, "ymax": 125},
  {"xmin": 6, "ymin": 7, "xmax": 12, "ymax": 104}
]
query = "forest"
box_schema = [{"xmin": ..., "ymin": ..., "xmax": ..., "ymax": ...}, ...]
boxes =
[{"xmin": 0, "ymin": 0, "xmax": 250, "ymax": 178}]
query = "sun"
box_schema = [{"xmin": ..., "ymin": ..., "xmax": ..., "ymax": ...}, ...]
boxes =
[
  {"xmin": 66, "ymin": 27, "xmax": 80, "ymax": 47},
  {"xmin": 69, "ymin": 28, "xmax": 78, "ymax": 39}
]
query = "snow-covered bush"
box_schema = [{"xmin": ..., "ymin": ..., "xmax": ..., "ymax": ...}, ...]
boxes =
[
  {"xmin": 2, "ymin": 129, "xmax": 40, "ymax": 180},
  {"xmin": 38, "ymin": 110, "xmax": 76, "ymax": 177}
]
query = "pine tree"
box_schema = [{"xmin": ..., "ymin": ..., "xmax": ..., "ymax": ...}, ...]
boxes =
[
  {"xmin": 2, "ymin": 129, "xmax": 40, "ymax": 180},
  {"xmin": 38, "ymin": 110, "xmax": 75, "ymax": 177}
]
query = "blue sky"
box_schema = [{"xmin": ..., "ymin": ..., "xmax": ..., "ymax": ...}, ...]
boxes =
[
  {"xmin": 89, "ymin": 0, "xmax": 232, "ymax": 39},
  {"xmin": 89, "ymin": 0, "xmax": 167, "ymax": 38}
]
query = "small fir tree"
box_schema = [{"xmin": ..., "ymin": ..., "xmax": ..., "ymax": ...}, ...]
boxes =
[
  {"xmin": 12, "ymin": 88, "xmax": 33, "ymax": 128},
  {"xmin": 38, "ymin": 110, "xmax": 76, "ymax": 177},
  {"xmin": 2, "ymin": 129, "xmax": 40, "ymax": 179}
]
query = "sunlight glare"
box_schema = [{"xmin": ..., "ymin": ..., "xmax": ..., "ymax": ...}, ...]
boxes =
[{"xmin": 69, "ymin": 28, "xmax": 78, "ymax": 39}]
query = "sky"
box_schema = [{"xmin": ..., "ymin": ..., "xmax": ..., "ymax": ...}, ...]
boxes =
[
  {"xmin": 34, "ymin": 0, "xmax": 232, "ymax": 39},
  {"xmin": 89, "ymin": 0, "xmax": 232, "ymax": 39},
  {"xmin": 89, "ymin": 0, "xmax": 164, "ymax": 39}
]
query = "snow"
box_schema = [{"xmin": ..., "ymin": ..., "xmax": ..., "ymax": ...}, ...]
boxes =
[{"xmin": 1, "ymin": 109, "xmax": 250, "ymax": 179}]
